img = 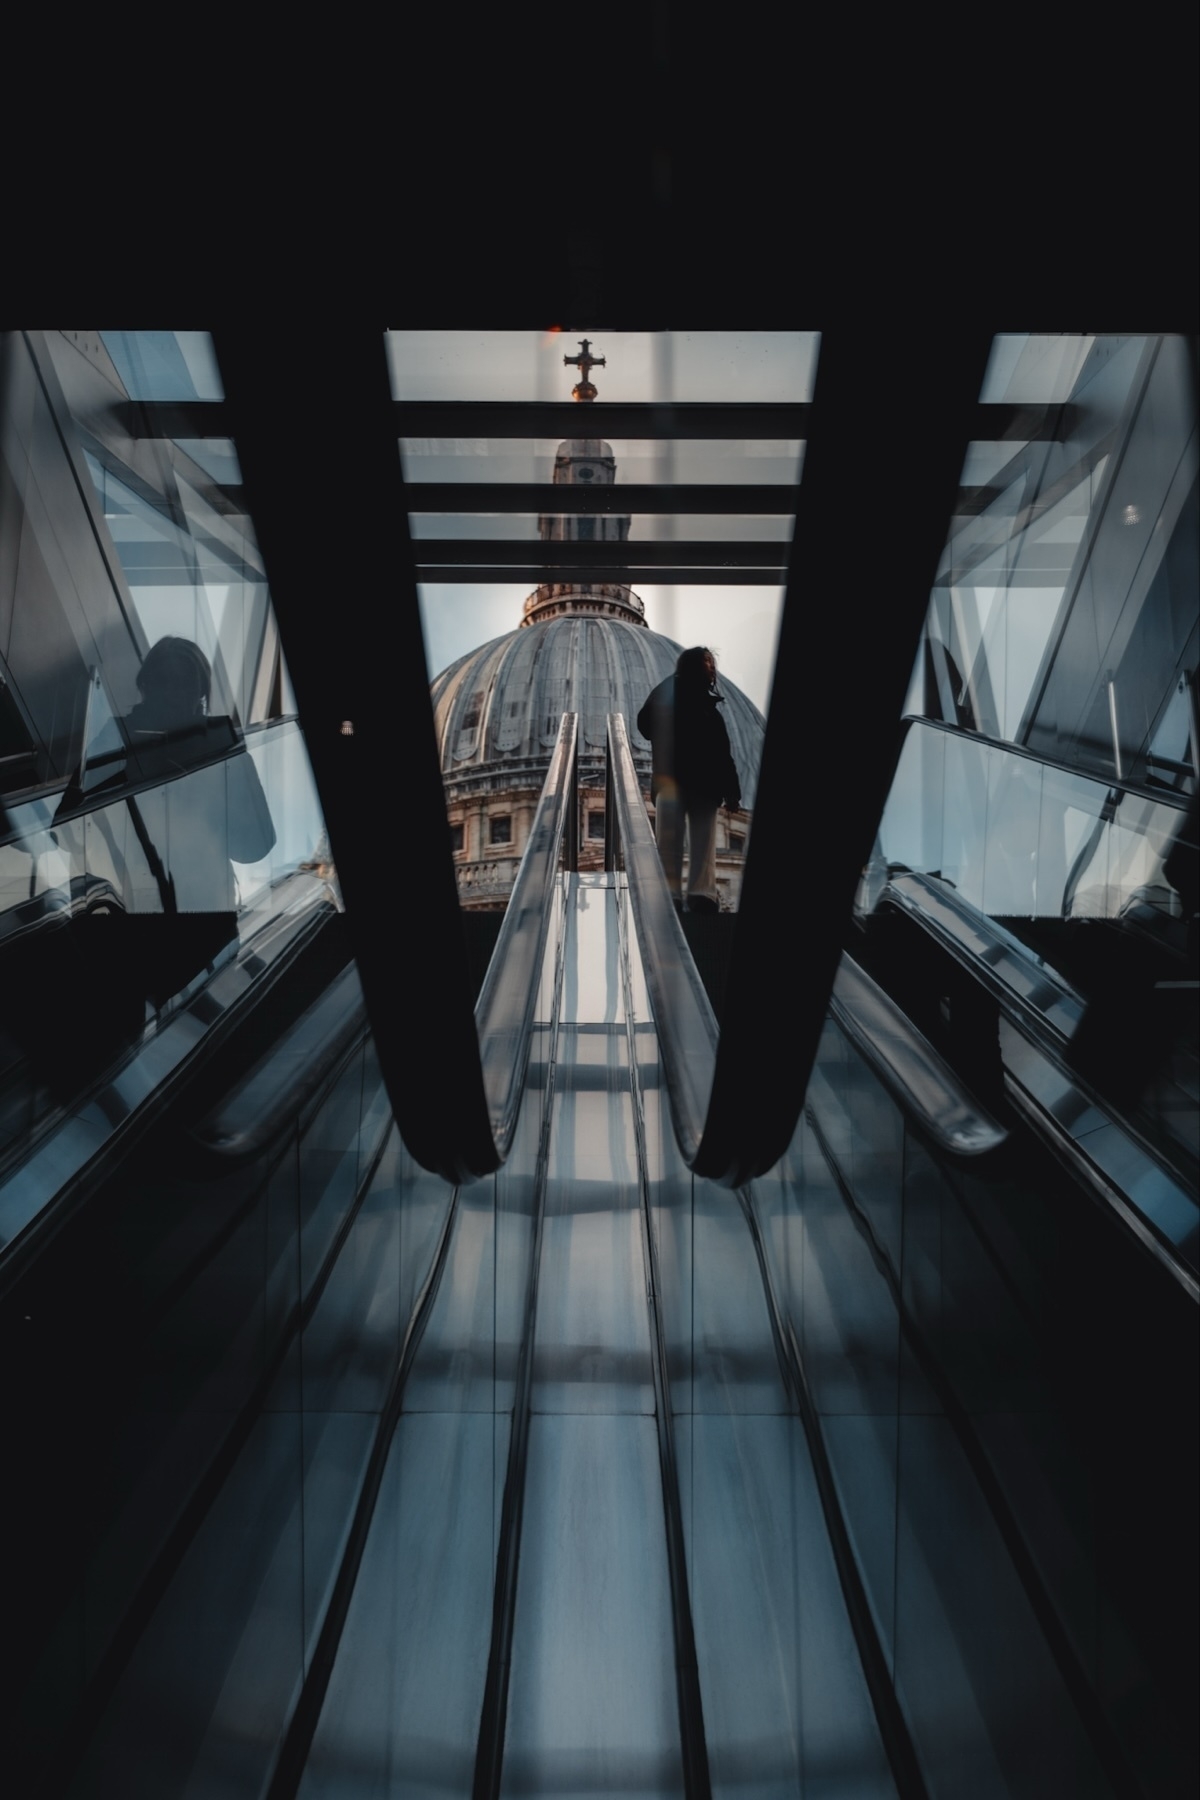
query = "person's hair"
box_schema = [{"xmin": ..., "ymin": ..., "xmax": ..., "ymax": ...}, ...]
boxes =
[
  {"xmin": 136, "ymin": 637, "xmax": 212, "ymax": 710},
  {"xmin": 675, "ymin": 645, "xmax": 714, "ymax": 690}
]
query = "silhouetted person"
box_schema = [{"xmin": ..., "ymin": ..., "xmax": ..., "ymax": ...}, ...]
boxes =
[{"xmin": 637, "ymin": 646, "xmax": 742, "ymax": 914}]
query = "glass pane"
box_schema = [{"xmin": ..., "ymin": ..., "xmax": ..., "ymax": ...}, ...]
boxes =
[
  {"xmin": 100, "ymin": 330, "xmax": 225, "ymax": 401},
  {"xmin": 400, "ymin": 435, "xmax": 807, "ymax": 486},
  {"xmin": 407, "ymin": 509, "xmax": 795, "ymax": 543},
  {"xmin": 388, "ymin": 329, "xmax": 819, "ymax": 404}
]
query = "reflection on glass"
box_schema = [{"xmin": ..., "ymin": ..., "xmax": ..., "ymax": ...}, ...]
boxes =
[
  {"xmin": 875, "ymin": 721, "xmax": 1191, "ymax": 928},
  {"xmin": 0, "ymin": 714, "xmax": 328, "ymax": 1168},
  {"xmin": 100, "ymin": 329, "xmax": 225, "ymax": 401},
  {"xmin": 910, "ymin": 335, "xmax": 1198, "ymax": 785},
  {"xmin": 77, "ymin": 668, "xmax": 126, "ymax": 794},
  {"xmin": 888, "ymin": 727, "xmax": 1195, "ymax": 960},
  {"xmin": 978, "ymin": 333, "xmax": 1098, "ymax": 403},
  {"xmin": 84, "ymin": 451, "xmax": 273, "ymax": 732}
]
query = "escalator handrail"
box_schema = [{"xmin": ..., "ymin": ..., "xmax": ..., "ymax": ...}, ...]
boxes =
[
  {"xmin": 877, "ymin": 867, "xmax": 1200, "ymax": 1292},
  {"xmin": 880, "ymin": 868, "xmax": 1085, "ymax": 1051},
  {"xmin": 606, "ymin": 712, "xmax": 719, "ymax": 1166},
  {"xmin": 0, "ymin": 878, "xmax": 335, "ymax": 1296},
  {"xmin": 830, "ymin": 954, "xmax": 1007, "ymax": 1158},
  {"xmin": 189, "ymin": 961, "xmax": 368, "ymax": 1165},
  {"xmin": 607, "ymin": 714, "xmax": 1007, "ymax": 1174},
  {"xmin": 474, "ymin": 710, "xmax": 578, "ymax": 1167},
  {"xmin": 899, "ymin": 713, "xmax": 1196, "ymax": 816}
]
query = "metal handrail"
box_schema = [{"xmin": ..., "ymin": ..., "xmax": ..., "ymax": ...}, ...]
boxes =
[
  {"xmin": 605, "ymin": 713, "xmax": 718, "ymax": 1165},
  {"xmin": 606, "ymin": 713, "xmax": 1006, "ymax": 1178},
  {"xmin": 829, "ymin": 954, "xmax": 1007, "ymax": 1159},
  {"xmin": 902, "ymin": 714, "xmax": 1194, "ymax": 815},
  {"xmin": 474, "ymin": 712, "xmax": 578, "ymax": 1168}
]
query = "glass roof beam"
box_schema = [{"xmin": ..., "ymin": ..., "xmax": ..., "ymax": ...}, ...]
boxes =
[
  {"xmin": 403, "ymin": 401, "xmax": 811, "ymax": 440},
  {"xmin": 121, "ymin": 399, "xmax": 1077, "ymax": 445},
  {"xmin": 392, "ymin": 400, "xmax": 1073, "ymax": 442},
  {"xmin": 398, "ymin": 482, "xmax": 803, "ymax": 513},
  {"xmin": 411, "ymin": 539, "xmax": 790, "ymax": 570},
  {"xmin": 413, "ymin": 565, "xmax": 786, "ymax": 586}
]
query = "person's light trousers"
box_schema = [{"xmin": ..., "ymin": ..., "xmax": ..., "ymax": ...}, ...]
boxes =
[{"xmin": 654, "ymin": 783, "xmax": 718, "ymax": 905}]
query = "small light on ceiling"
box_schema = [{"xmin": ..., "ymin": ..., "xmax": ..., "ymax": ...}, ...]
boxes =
[
  {"xmin": 340, "ymin": 720, "xmax": 355, "ymax": 736},
  {"xmin": 1122, "ymin": 503, "xmax": 1141, "ymax": 526}
]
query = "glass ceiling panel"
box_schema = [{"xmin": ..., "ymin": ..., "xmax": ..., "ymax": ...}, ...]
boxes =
[
  {"xmin": 398, "ymin": 439, "xmax": 806, "ymax": 486},
  {"xmin": 172, "ymin": 437, "xmax": 243, "ymax": 486},
  {"xmin": 909, "ymin": 333, "xmax": 1198, "ymax": 787},
  {"xmin": 978, "ymin": 334, "xmax": 1097, "ymax": 404},
  {"xmin": 387, "ymin": 330, "xmax": 819, "ymax": 404},
  {"xmin": 392, "ymin": 330, "xmax": 812, "ymax": 719},
  {"xmin": 407, "ymin": 513, "xmax": 794, "ymax": 544},
  {"xmin": 100, "ymin": 330, "xmax": 225, "ymax": 401}
]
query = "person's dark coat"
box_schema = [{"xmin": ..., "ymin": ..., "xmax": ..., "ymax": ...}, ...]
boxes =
[{"xmin": 637, "ymin": 674, "xmax": 742, "ymax": 811}]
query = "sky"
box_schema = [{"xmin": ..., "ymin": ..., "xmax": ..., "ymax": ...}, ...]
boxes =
[
  {"xmin": 391, "ymin": 331, "xmax": 820, "ymax": 716},
  {"xmin": 417, "ymin": 582, "xmax": 785, "ymax": 716}
]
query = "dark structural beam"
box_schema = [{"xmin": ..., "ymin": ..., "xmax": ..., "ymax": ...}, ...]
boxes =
[
  {"xmin": 404, "ymin": 482, "xmax": 803, "ymax": 514},
  {"xmin": 209, "ymin": 328, "xmax": 496, "ymax": 1183},
  {"xmin": 397, "ymin": 401, "xmax": 810, "ymax": 438},
  {"xmin": 414, "ymin": 565, "xmax": 786, "ymax": 587},
  {"xmin": 411, "ymin": 539, "xmax": 790, "ymax": 570},
  {"xmin": 395, "ymin": 400, "xmax": 1071, "ymax": 442},
  {"xmin": 695, "ymin": 327, "xmax": 997, "ymax": 1185},
  {"xmin": 123, "ymin": 399, "xmax": 1075, "ymax": 445}
]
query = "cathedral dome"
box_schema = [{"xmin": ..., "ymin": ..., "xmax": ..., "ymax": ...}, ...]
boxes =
[
  {"xmin": 428, "ymin": 338, "xmax": 764, "ymax": 908},
  {"xmin": 431, "ymin": 615, "xmax": 763, "ymax": 808}
]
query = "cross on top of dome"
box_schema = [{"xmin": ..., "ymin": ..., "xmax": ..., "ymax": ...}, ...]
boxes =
[{"xmin": 564, "ymin": 338, "xmax": 605, "ymax": 402}]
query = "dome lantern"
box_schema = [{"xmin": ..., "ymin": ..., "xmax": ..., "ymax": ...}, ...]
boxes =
[{"xmin": 522, "ymin": 339, "xmax": 645, "ymax": 628}]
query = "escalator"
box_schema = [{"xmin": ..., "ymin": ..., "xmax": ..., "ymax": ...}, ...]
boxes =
[
  {"xmin": 267, "ymin": 870, "xmax": 899, "ymax": 1799},
  {"xmin": 4, "ymin": 323, "xmax": 1195, "ymax": 1799},
  {"xmin": 857, "ymin": 716, "xmax": 1199, "ymax": 1236},
  {"xmin": 780, "ymin": 973, "xmax": 1196, "ymax": 1800},
  {"xmin": 5, "ymin": 703, "xmax": 1195, "ymax": 1800},
  {"xmin": 813, "ymin": 720, "xmax": 1199, "ymax": 1799},
  {"xmin": 39, "ymin": 727, "xmax": 901, "ymax": 1798},
  {"xmin": 0, "ymin": 892, "xmax": 401, "ymax": 1800},
  {"xmin": 603, "ymin": 716, "xmax": 1197, "ymax": 1800}
]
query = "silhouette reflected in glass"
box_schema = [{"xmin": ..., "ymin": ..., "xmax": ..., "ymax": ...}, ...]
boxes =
[
  {"xmin": 19, "ymin": 639, "xmax": 280, "ymax": 1097},
  {"xmin": 123, "ymin": 637, "xmax": 275, "ymax": 916}
]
